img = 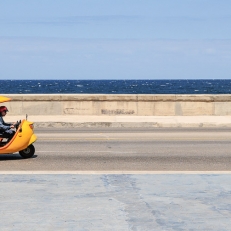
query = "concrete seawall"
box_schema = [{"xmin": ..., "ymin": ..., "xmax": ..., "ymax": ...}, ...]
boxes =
[
  {"xmin": 3, "ymin": 94, "xmax": 231, "ymax": 127},
  {"xmin": 3, "ymin": 94, "xmax": 231, "ymax": 116}
]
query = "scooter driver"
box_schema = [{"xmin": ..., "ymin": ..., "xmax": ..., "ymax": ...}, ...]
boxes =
[{"xmin": 0, "ymin": 106, "xmax": 16, "ymax": 141}]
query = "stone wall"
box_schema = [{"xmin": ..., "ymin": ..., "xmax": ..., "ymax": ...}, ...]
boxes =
[{"xmin": 2, "ymin": 94, "xmax": 231, "ymax": 116}]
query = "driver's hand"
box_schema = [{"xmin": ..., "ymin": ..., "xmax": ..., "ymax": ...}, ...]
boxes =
[{"xmin": 10, "ymin": 125, "xmax": 15, "ymax": 129}]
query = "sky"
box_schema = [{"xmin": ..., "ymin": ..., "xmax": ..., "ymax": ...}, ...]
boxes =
[{"xmin": 0, "ymin": 0, "xmax": 231, "ymax": 80}]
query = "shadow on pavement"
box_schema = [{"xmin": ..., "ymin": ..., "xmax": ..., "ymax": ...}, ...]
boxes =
[{"xmin": 0, "ymin": 154, "xmax": 38, "ymax": 161}]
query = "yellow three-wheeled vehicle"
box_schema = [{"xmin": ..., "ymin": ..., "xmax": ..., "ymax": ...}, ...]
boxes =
[{"xmin": 0, "ymin": 96, "xmax": 37, "ymax": 158}]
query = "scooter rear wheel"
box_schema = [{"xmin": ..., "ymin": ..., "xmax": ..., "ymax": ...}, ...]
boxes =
[{"xmin": 19, "ymin": 144, "xmax": 35, "ymax": 159}]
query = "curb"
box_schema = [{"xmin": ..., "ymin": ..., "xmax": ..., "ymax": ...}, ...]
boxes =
[{"xmin": 34, "ymin": 122, "xmax": 231, "ymax": 128}]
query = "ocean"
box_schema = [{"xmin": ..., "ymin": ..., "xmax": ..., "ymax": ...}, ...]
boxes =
[{"xmin": 0, "ymin": 79, "xmax": 230, "ymax": 94}]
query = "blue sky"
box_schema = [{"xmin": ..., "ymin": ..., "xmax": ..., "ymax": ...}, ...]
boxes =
[{"xmin": 0, "ymin": 0, "xmax": 231, "ymax": 79}]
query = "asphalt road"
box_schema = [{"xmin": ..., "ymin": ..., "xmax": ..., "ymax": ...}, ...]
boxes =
[{"xmin": 1, "ymin": 128, "xmax": 231, "ymax": 171}]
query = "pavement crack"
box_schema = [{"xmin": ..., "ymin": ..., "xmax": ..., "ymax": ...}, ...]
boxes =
[{"xmin": 101, "ymin": 175, "xmax": 161, "ymax": 230}]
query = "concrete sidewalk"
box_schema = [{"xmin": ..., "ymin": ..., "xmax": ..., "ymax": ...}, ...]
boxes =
[
  {"xmin": 0, "ymin": 174, "xmax": 231, "ymax": 230},
  {"xmin": 6, "ymin": 115, "xmax": 231, "ymax": 128}
]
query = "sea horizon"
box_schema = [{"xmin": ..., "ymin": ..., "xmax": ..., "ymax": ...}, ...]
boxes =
[{"xmin": 1, "ymin": 79, "xmax": 231, "ymax": 94}]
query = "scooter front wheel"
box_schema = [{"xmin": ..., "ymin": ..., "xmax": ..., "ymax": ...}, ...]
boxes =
[{"xmin": 19, "ymin": 144, "xmax": 35, "ymax": 159}]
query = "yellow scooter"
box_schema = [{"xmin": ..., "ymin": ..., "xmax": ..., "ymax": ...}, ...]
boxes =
[{"xmin": 0, "ymin": 96, "xmax": 37, "ymax": 158}]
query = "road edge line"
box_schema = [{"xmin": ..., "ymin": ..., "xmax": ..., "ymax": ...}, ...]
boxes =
[{"xmin": 1, "ymin": 171, "xmax": 231, "ymax": 174}]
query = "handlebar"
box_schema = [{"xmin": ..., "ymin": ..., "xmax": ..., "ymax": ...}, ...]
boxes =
[{"xmin": 14, "ymin": 120, "xmax": 21, "ymax": 130}]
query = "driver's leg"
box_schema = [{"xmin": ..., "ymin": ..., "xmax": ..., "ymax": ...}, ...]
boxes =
[{"xmin": 2, "ymin": 129, "xmax": 15, "ymax": 142}]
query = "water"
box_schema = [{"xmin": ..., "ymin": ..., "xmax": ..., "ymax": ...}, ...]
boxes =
[{"xmin": 0, "ymin": 79, "xmax": 230, "ymax": 94}]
